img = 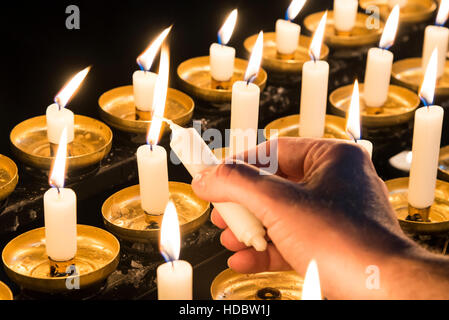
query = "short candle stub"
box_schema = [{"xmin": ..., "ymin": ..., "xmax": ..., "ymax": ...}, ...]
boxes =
[
  {"xmin": 256, "ymin": 287, "xmax": 282, "ymax": 300},
  {"xmin": 49, "ymin": 258, "xmax": 76, "ymax": 278},
  {"xmin": 407, "ymin": 205, "xmax": 431, "ymax": 223}
]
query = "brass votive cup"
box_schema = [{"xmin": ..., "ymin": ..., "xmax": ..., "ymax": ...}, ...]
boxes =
[
  {"xmin": 392, "ymin": 58, "xmax": 449, "ymax": 97},
  {"xmin": 359, "ymin": 0, "xmax": 436, "ymax": 24},
  {"xmin": 177, "ymin": 56, "xmax": 267, "ymax": 104},
  {"xmin": 0, "ymin": 281, "xmax": 13, "ymax": 300},
  {"xmin": 1, "ymin": 225, "xmax": 120, "ymax": 293},
  {"xmin": 101, "ymin": 182, "xmax": 210, "ymax": 243},
  {"xmin": 329, "ymin": 84, "xmax": 420, "ymax": 128},
  {"xmin": 385, "ymin": 177, "xmax": 449, "ymax": 234},
  {"xmin": 304, "ymin": 11, "xmax": 384, "ymax": 48},
  {"xmin": 0, "ymin": 154, "xmax": 18, "ymax": 203},
  {"xmin": 10, "ymin": 115, "xmax": 112, "ymax": 172},
  {"xmin": 211, "ymin": 268, "xmax": 303, "ymax": 300},
  {"xmin": 263, "ymin": 114, "xmax": 350, "ymax": 140},
  {"xmin": 98, "ymin": 85, "xmax": 194, "ymax": 135},
  {"xmin": 438, "ymin": 146, "xmax": 449, "ymax": 182},
  {"xmin": 243, "ymin": 33, "xmax": 330, "ymax": 74}
]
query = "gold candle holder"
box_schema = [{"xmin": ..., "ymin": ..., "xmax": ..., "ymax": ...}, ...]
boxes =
[
  {"xmin": 359, "ymin": 0, "xmax": 436, "ymax": 24},
  {"xmin": 303, "ymin": 11, "xmax": 384, "ymax": 48},
  {"xmin": 0, "ymin": 281, "xmax": 13, "ymax": 300},
  {"xmin": 2, "ymin": 225, "xmax": 120, "ymax": 293},
  {"xmin": 438, "ymin": 146, "xmax": 449, "ymax": 182},
  {"xmin": 263, "ymin": 114, "xmax": 350, "ymax": 140},
  {"xmin": 177, "ymin": 56, "xmax": 267, "ymax": 104},
  {"xmin": 211, "ymin": 268, "xmax": 303, "ymax": 300},
  {"xmin": 101, "ymin": 182, "xmax": 210, "ymax": 243},
  {"xmin": 10, "ymin": 115, "xmax": 112, "ymax": 172},
  {"xmin": 243, "ymin": 33, "xmax": 330, "ymax": 74},
  {"xmin": 329, "ymin": 84, "xmax": 420, "ymax": 128},
  {"xmin": 0, "ymin": 154, "xmax": 18, "ymax": 203},
  {"xmin": 386, "ymin": 177, "xmax": 449, "ymax": 234},
  {"xmin": 392, "ymin": 58, "xmax": 449, "ymax": 97},
  {"xmin": 98, "ymin": 86, "xmax": 194, "ymax": 135}
]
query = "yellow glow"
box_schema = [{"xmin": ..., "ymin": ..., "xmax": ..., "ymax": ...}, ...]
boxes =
[
  {"xmin": 436, "ymin": 0, "xmax": 449, "ymax": 26},
  {"xmin": 147, "ymin": 45, "xmax": 169, "ymax": 145},
  {"xmin": 379, "ymin": 4, "xmax": 400, "ymax": 49},
  {"xmin": 137, "ymin": 26, "xmax": 172, "ymax": 71},
  {"xmin": 54, "ymin": 67, "xmax": 91, "ymax": 109},
  {"xmin": 49, "ymin": 127, "xmax": 68, "ymax": 189},
  {"xmin": 159, "ymin": 201, "xmax": 181, "ymax": 262},
  {"xmin": 420, "ymin": 48, "xmax": 438, "ymax": 105},
  {"xmin": 244, "ymin": 31, "xmax": 263, "ymax": 83},
  {"xmin": 286, "ymin": 0, "xmax": 307, "ymax": 21},
  {"xmin": 346, "ymin": 80, "xmax": 361, "ymax": 140},
  {"xmin": 218, "ymin": 9, "xmax": 238, "ymax": 45},
  {"xmin": 309, "ymin": 11, "xmax": 327, "ymax": 61},
  {"xmin": 302, "ymin": 260, "xmax": 322, "ymax": 300}
]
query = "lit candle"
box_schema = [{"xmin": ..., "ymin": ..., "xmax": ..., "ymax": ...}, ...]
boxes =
[
  {"xmin": 157, "ymin": 202, "xmax": 193, "ymax": 300},
  {"xmin": 333, "ymin": 0, "xmax": 358, "ymax": 33},
  {"xmin": 44, "ymin": 128, "xmax": 77, "ymax": 262},
  {"xmin": 137, "ymin": 45, "xmax": 170, "ymax": 215},
  {"xmin": 46, "ymin": 67, "xmax": 90, "ymax": 144},
  {"xmin": 422, "ymin": 0, "xmax": 449, "ymax": 78},
  {"xmin": 210, "ymin": 9, "xmax": 238, "ymax": 82},
  {"xmin": 275, "ymin": 0, "xmax": 306, "ymax": 56},
  {"xmin": 346, "ymin": 80, "xmax": 373, "ymax": 157},
  {"xmin": 301, "ymin": 260, "xmax": 322, "ymax": 300},
  {"xmin": 133, "ymin": 26, "xmax": 171, "ymax": 112},
  {"xmin": 299, "ymin": 11, "xmax": 329, "ymax": 138},
  {"xmin": 363, "ymin": 5, "xmax": 400, "ymax": 108},
  {"xmin": 229, "ymin": 31, "xmax": 263, "ymax": 156},
  {"xmin": 409, "ymin": 49, "xmax": 444, "ymax": 210},
  {"xmin": 168, "ymin": 122, "xmax": 267, "ymax": 252}
]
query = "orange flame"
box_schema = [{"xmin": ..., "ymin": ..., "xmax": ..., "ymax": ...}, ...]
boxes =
[
  {"xmin": 49, "ymin": 127, "xmax": 68, "ymax": 189},
  {"xmin": 159, "ymin": 201, "xmax": 180, "ymax": 262},
  {"xmin": 218, "ymin": 9, "xmax": 238, "ymax": 45},
  {"xmin": 54, "ymin": 67, "xmax": 91, "ymax": 109},
  {"xmin": 244, "ymin": 31, "xmax": 263, "ymax": 83},
  {"xmin": 309, "ymin": 11, "xmax": 327, "ymax": 61},
  {"xmin": 379, "ymin": 4, "xmax": 400, "ymax": 49},
  {"xmin": 436, "ymin": 0, "xmax": 449, "ymax": 26},
  {"xmin": 302, "ymin": 260, "xmax": 322, "ymax": 300},
  {"xmin": 346, "ymin": 80, "xmax": 361, "ymax": 140},
  {"xmin": 137, "ymin": 26, "xmax": 172, "ymax": 71},
  {"xmin": 286, "ymin": 0, "xmax": 307, "ymax": 21}
]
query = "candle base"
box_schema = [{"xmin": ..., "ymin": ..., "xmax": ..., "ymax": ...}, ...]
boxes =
[
  {"xmin": 210, "ymin": 78, "xmax": 232, "ymax": 90},
  {"xmin": 276, "ymin": 51, "xmax": 295, "ymax": 61},
  {"xmin": 407, "ymin": 205, "xmax": 431, "ymax": 223},
  {"xmin": 49, "ymin": 258, "xmax": 76, "ymax": 277},
  {"xmin": 335, "ymin": 30, "xmax": 352, "ymax": 37},
  {"xmin": 135, "ymin": 109, "xmax": 152, "ymax": 121},
  {"xmin": 364, "ymin": 106, "xmax": 384, "ymax": 116}
]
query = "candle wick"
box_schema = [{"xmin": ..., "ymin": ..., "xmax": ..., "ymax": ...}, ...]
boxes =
[
  {"xmin": 246, "ymin": 74, "xmax": 257, "ymax": 85},
  {"xmin": 56, "ymin": 186, "xmax": 61, "ymax": 195},
  {"xmin": 150, "ymin": 143, "xmax": 153, "ymax": 152}
]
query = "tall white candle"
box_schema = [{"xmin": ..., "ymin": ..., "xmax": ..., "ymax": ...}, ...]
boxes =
[
  {"xmin": 169, "ymin": 123, "xmax": 267, "ymax": 252},
  {"xmin": 422, "ymin": 0, "xmax": 449, "ymax": 78},
  {"xmin": 333, "ymin": 0, "xmax": 358, "ymax": 32},
  {"xmin": 44, "ymin": 128, "xmax": 77, "ymax": 262},
  {"xmin": 299, "ymin": 12, "xmax": 328, "ymax": 138},
  {"xmin": 157, "ymin": 202, "xmax": 193, "ymax": 300},
  {"xmin": 210, "ymin": 9, "xmax": 237, "ymax": 82},
  {"xmin": 363, "ymin": 5, "xmax": 399, "ymax": 108},
  {"xmin": 134, "ymin": 26, "xmax": 172, "ymax": 112},
  {"xmin": 275, "ymin": 0, "xmax": 306, "ymax": 55}
]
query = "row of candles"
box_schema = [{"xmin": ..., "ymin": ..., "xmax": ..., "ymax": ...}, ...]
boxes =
[{"xmin": 34, "ymin": 0, "xmax": 449, "ymax": 299}]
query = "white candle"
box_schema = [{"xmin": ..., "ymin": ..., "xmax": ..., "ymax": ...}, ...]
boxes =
[
  {"xmin": 363, "ymin": 5, "xmax": 399, "ymax": 108},
  {"xmin": 46, "ymin": 104, "xmax": 75, "ymax": 144},
  {"xmin": 169, "ymin": 123, "xmax": 267, "ymax": 252},
  {"xmin": 333, "ymin": 0, "xmax": 358, "ymax": 32},
  {"xmin": 157, "ymin": 201, "xmax": 192, "ymax": 300},
  {"xmin": 299, "ymin": 12, "xmax": 329, "ymax": 138},
  {"xmin": 210, "ymin": 9, "xmax": 238, "ymax": 82},
  {"xmin": 275, "ymin": 0, "xmax": 306, "ymax": 55},
  {"xmin": 44, "ymin": 128, "xmax": 77, "ymax": 262},
  {"xmin": 422, "ymin": 1, "xmax": 449, "ymax": 78},
  {"xmin": 137, "ymin": 145, "xmax": 169, "ymax": 215}
]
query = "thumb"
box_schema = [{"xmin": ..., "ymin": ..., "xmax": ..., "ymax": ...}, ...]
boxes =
[{"xmin": 191, "ymin": 161, "xmax": 308, "ymax": 225}]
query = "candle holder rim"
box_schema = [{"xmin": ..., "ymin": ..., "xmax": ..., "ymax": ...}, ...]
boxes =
[
  {"xmin": 1, "ymin": 225, "xmax": 120, "ymax": 293},
  {"xmin": 0, "ymin": 281, "xmax": 13, "ymax": 300},
  {"xmin": 0, "ymin": 154, "xmax": 19, "ymax": 202},
  {"xmin": 359, "ymin": 0, "xmax": 437, "ymax": 23},
  {"xmin": 438, "ymin": 145, "xmax": 449, "ymax": 182}
]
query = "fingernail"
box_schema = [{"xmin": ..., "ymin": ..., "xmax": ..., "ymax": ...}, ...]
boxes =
[{"xmin": 227, "ymin": 257, "xmax": 233, "ymax": 268}]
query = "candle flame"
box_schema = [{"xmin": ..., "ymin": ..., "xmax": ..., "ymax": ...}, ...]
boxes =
[
  {"xmin": 244, "ymin": 31, "xmax": 263, "ymax": 83},
  {"xmin": 301, "ymin": 260, "xmax": 322, "ymax": 300},
  {"xmin": 346, "ymin": 80, "xmax": 361, "ymax": 140},
  {"xmin": 160, "ymin": 201, "xmax": 180, "ymax": 262},
  {"xmin": 218, "ymin": 9, "xmax": 238, "ymax": 45},
  {"xmin": 406, "ymin": 151, "xmax": 413, "ymax": 164},
  {"xmin": 419, "ymin": 48, "xmax": 438, "ymax": 106},
  {"xmin": 379, "ymin": 4, "xmax": 400, "ymax": 50},
  {"xmin": 309, "ymin": 11, "xmax": 327, "ymax": 61},
  {"xmin": 147, "ymin": 44, "xmax": 170, "ymax": 145},
  {"xmin": 137, "ymin": 26, "xmax": 172, "ymax": 71},
  {"xmin": 436, "ymin": 0, "xmax": 449, "ymax": 26},
  {"xmin": 286, "ymin": 0, "xmax": 307, "ymax": 21},
  {"xmin": 49, "ymin": 127, "xmax": 68, "ymax": 189},
  {"xmin": 54, "ymin": 67, "xmax": 91, "ymax": 109}
]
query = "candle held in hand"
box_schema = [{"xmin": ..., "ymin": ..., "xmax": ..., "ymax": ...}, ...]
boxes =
[
  {"xmin": 157, "ymin": 202, "xmax": 192, "ymax": 300},
  {"xmin": 44, "ymin": 128, "xmax": 77, "ymax": 262}
]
